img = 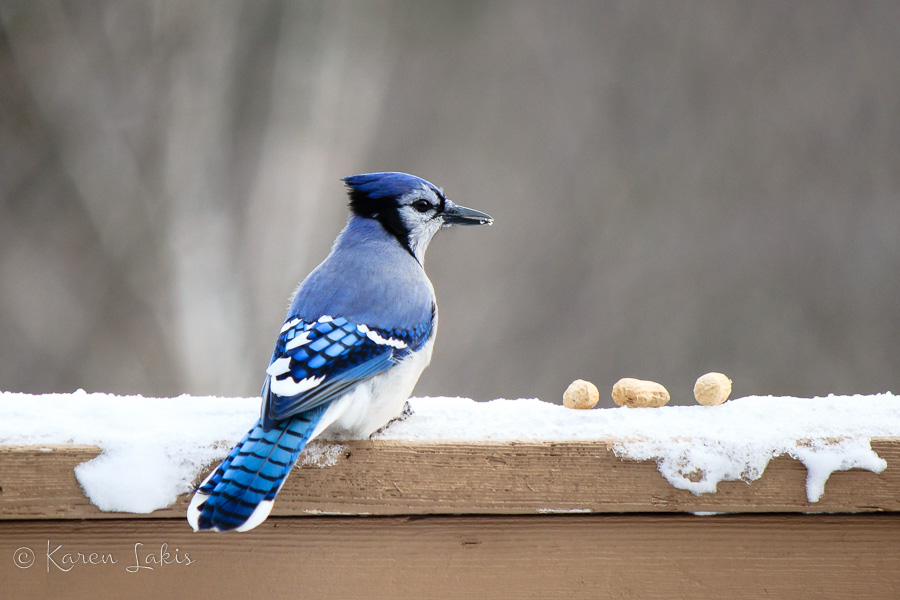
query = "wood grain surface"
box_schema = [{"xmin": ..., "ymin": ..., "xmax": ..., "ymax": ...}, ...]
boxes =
[
  {"xmin": 2, "ymin": 514, "xmax": 899, "ymax": 599},
  {"xmin": 1, "ymin": 439, "xmax": 898, "ymax": 519}
]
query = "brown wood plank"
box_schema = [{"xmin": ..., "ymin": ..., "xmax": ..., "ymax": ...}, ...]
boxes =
[
  {"xmin": 1, "ymin": 440, "xmax": 899, "ymax": 520},
  {"xmin": 0, "ymin": 446, "xmax": 104, "ymax": 519},
  {"xmin": 2, "ymin": 514, "xmax": 899, "ymax": 599}
]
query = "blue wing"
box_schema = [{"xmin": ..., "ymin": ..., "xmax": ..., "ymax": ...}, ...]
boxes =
[{"xmin": 260, "ymin": 314, "xmax": 433, "ymax": 429}]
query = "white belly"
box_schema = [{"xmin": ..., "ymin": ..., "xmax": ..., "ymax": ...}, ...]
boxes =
[{"xmin": 311, "ymin": 336, "xmax": 435, "ymax": 440}]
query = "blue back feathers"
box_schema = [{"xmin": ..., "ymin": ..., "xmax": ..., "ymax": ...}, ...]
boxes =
[{"xmin": 290, "ymin": 216, "xmax": 436, "ymax": 330}]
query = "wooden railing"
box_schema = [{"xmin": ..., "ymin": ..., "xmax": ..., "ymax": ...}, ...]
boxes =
[{"xmin": 2, "ymin": 439, "xmax": 899, "ymax": 598}]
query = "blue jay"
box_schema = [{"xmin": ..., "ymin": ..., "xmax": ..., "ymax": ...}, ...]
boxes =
[{"xmin": 188, "ymin": 172, "xmax": 492, "ymax": 532}]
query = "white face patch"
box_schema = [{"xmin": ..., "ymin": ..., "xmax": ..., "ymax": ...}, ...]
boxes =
[
  {"xmin": 396, "ymin": 185, "xmax": 445, "ymax": 264},
  {"xmin": 405, "ymin": 219, "xmax": 442, "ymax": 265}
]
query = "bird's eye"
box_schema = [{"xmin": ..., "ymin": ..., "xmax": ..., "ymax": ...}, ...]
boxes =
[{"xmin": 413, "ymin": 199, "xmax": 433, "ymax": 213}]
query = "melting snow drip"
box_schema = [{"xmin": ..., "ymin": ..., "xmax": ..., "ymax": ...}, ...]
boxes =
[
  {"xmin": 612, "ymin": 437, "xmax": 887, "ymax": 502},
  {"xmin": 789, "ymin": 438, "xmax": 887, "ymax": 501}
]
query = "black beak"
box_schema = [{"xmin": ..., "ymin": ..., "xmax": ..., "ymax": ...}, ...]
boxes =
[{"xmin": 442, "ymin": 200, "xmax": 494, "ymax": 227}]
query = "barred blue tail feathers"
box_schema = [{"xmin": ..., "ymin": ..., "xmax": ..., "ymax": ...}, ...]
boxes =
[{"xmin": 187, "ymin": 405, "xmax": 328, "ymax": 532}]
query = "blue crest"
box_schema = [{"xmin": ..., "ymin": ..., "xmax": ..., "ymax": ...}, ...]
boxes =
[{"xmin": 343, "ymin": 172, "xmax": 444, "ymax": 216}]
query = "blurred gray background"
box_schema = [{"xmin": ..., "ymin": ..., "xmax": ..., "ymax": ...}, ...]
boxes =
[{"xmin": 1, "ymin": 1, "xmax": 898, "ymax": 407}]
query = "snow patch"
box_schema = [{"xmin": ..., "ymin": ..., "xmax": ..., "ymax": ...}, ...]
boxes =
[
  {"xmin": 0, "ymin": 389, "xmax": 258, "ymax": 514},
  {"xmin": 301, "ymin": 441, "xmax": 347, "ymax": 468}
]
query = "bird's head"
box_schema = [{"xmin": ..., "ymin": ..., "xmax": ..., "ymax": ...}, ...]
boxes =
[{"xmin": 343, "ymin": 172, "xmax": 493, "ymax": 263}]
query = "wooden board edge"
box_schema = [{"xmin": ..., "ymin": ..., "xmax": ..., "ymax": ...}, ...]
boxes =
[{"xmin": 1, "ymin": 439, "xmax": 899, "ymax": 520}]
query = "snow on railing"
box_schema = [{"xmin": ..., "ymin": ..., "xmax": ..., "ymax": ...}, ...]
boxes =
[{"xmin": 1, "ymin": 391, "xmax": 899, "ymax": 513}]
